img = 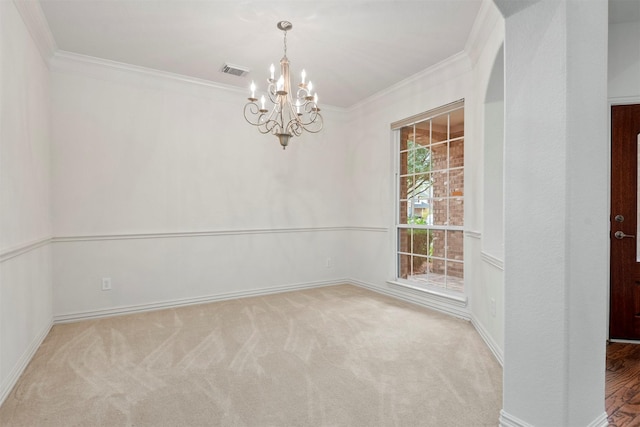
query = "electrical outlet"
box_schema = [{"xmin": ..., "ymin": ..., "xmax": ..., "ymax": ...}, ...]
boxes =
[
  {"xmin": 490, "ymin": 298, "xmax": 496, "ymax": 317},
  {"xmin": 102, "ymin": 277, "xmax": 112, "ymax": 291}
]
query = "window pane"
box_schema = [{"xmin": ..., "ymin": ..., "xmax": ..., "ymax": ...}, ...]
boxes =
[
  {"xmin": 412, "ymin": 255, "xmax": 429, "ymax": 275},
  {"xmin": 446, "ymin": 262, "xmax": 464, "ymax": 292},
  {"xmin": 431, "ymin": 143, "xmax": 447, "ymax": 171},
  {"xmin": 447, "ymin": 230, "xmax": 464, "ymax": 261},
  {"xmin": 400, "ymin": 127, "xmax": 413, "ymax": 152},
  {"xmin": 449, "ymin": 168, "xmax": 464, "ymax": 196},
  {"xmin": 449, "ymin": 198, "xmax": 464, "ymax": 226},
  {"xmin": 415, "ymin": 121, "xmax": 430, "ymax": 146},
  {"xmin": 432, "ymin": 198, "xmax": 448, "ymax": 226},
  {"xmin": 398, "ymin": 229, "xmax": 411, "ymax": 254},
  {"xmin": 450, "ymin": 139, "xmax": 464, "ymax": 168},
  {"xmin": 412, "ymin": 229, "xmax": 431, "ymax": 257},
  {"xmin": 432, "ymin": 114, "xmax": 448, "ymax": 142},
  {"xmin": 447, "ymin": 261, "xmax": 464, "ymax": 279},
  {"xmin": 432, "ymin": 170, "xmax": 447, "ymax": 198},
  {"xmin": 400, "ymin": 150, "xmax": 408, "ymax": 175},
  {"xmin": 432, "ymin": 230, "xmax": 446, "ymax": 259},
  {"xmin": 398, "ymin": 254, "xmax": 411, "ymax": 279},
  {"xmin": 399, "ymin": 200, "xmax": 410, "ymax": 224},
  {"xmin": 431, "ymin": 258, "xmax": 446, "ymax": 276},
  {"xmin": 450, "ymin": 109, "xmax": 464, "ymax": 138},
  {"xmin": 400, "ymin": 175, "xmax": 413, "ymax": 199},
  {"xmin": 423, "ymin": 199, "xmax": 434, "ymax": 225},
  {"xmin": 409, "ymin": 147, "xmax": 429, "ymax": 174},
  {"xmin": 412, "ymin": 173, "xmax": 431, "ymax": 201}
]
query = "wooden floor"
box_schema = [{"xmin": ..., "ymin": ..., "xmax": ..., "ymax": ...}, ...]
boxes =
[{"xmin": 607, "ymin": 342, "xmax": 640, "ymax": 426}]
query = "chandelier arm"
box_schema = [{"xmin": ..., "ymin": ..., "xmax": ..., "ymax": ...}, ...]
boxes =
[
  {"xmin": 300, "ymin": 113, "xmax": 324, "ymax": 133},
  {"xmin": 244, "ymin": 102, "xmax": 265, "ymax": 126},
  {"xmin": 264, "ymin": 103, "xmax": 284, "ymax": 134},
  {"xmin": 295, "ymin": 87, "xmax": 308, "ymax": 100},
  {"xmin": 256, "ymin": 124, "xmax": 274, "ymax": 135},
  {"xmin": 266, "ymin": 82, "xmax": 279, "ymax": 104},
  {"xmin": 293, "ymin": 102, "xmax": 319, "ymax": 127},
  {"xmin": 287, "ymin": 118, "xmax": 303, "ymax": 136}
]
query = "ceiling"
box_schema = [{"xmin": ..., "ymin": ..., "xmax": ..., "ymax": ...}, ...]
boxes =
[
  {"xmin": 38, "ymin": 0, "xmax": 483, "ymax": 108},
  {"xmin": 610, "ymin": 0, "xmax": 640, "ymax": 24}
]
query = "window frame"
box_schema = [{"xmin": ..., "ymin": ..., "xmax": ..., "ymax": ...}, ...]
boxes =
[{"xmin": 392, "ymin": 100, "xmax": 465, "ymax": 296}]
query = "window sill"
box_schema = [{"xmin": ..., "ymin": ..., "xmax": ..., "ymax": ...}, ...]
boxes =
[{"xmin": 386, "ymin": 280, "xmax": 468, "ymax": 306}]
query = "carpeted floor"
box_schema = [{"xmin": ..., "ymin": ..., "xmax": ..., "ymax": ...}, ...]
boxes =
[{"xmin": 0, "ymin": 284, "xmax": 502, "ymax": 426}]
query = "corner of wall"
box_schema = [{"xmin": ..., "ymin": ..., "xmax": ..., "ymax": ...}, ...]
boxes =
[
  {"xmin": 464, "ymin": 0, "xmax": 504, "ymax": 66},
  {"xmin": 11, "ymin": 0, "xmax": 57, "ymax": 62}
]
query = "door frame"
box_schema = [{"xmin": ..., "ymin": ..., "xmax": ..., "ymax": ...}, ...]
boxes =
[{"xmin": 608, "ymin": 97, "xmax": 640, "ymax": 342}]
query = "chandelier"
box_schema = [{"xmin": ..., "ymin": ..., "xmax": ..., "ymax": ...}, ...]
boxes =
[{"xmin": 244, "ymin": 21, "xmax": 323, "ymax": 149}]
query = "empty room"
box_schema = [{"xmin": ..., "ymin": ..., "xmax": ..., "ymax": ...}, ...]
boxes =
[{"xmin": 0, "ymin": 0, "xmax": 633, "ymax": 426}]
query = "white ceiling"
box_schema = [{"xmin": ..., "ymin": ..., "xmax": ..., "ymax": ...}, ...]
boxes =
[
  {"xmin": 610, "ymin": 0, "xmax": 640, "ymax": 24},
  {"xmin": 38, "ymin": 0, "xmax": 483, "ymax": 108}
]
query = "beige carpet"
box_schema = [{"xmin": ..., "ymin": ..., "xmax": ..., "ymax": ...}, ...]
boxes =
[{"xmin": 0, "ymin": 285, "xmax": 502, "ymax": 426}]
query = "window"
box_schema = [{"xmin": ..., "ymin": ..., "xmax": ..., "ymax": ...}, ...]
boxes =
[{"xmin": 394, "ymin": 101, "xmax": 464, "ymax": 293}]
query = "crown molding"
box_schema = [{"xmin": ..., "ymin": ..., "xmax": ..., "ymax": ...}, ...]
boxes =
[
  {"xmin": 51, "ymin": 50, "xmax": 247, "ymax": 93},
  {"xmin": 347, "ymin": 50, "xmax": 472, "ymax": 112},
  {"xmin": 464, "ymin": 0, "xmax": 503, "ymax": 66},
  {"xmin": 50, "ymin": 50, "xmax": 349, "ymax": 113},
  {"xmin": 12, "ymin": 0, "xmax": 57, "ymax": 63}
]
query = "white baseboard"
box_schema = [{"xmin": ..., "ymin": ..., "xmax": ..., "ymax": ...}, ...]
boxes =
[
  {"xmin": 499, "ymin": 411, "xmax": 534, "ymax": 427},
  {"xmin": 470, "ymin": 314, "xmax": 504, "ymax": 366},
  {"xmin": 54, "ymin": 279, "xmax": 348, "ymax": 323},
  {"xmin": 587, "ymin": 412, "xmax": 609, "ymax": 427},
  {"xmin": 0, "ymin": 319, "xmax": 53, "ymax": 407},
  {"xmin": 348, "ymin": 278, "xmax": 470, "ymax": 320},
  {"xmin": 500, "ymin": 410, "xmax": 609, "ymax": 427}
]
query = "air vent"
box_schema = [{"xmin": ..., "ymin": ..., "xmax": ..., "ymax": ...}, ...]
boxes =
[{"xmin": 221, "ymin": 63, "xmax": 249, "ymax": 77}]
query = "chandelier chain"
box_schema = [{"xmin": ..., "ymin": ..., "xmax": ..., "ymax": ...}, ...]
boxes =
[{"xmin": 283, "ymin": 30, "xmax": 287, "ymax": 57}]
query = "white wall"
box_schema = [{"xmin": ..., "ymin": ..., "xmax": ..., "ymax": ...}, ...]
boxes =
[
  {"xmin": 0, "ymin": 1, "xmax": 53, "ymax": 404},
  {"xmin": 609, "ymin": 19, "xmax": 640, "ymax": 100},
  {"xmin": 50, "ymin": 56, "xmax": 351, "ymax": 319},
  {"xmin": 345, "ymin": 52, "xmax": 473, "ymax": 320},
  {"xmin": 346, "ymin": 1, "xmax": 506, "ymax": 360}
]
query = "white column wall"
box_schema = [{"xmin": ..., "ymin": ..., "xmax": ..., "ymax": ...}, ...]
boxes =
[
  {"xmin": 0, "ymin": 1, "xmax": 53, "ymax": 404},
  {"xmin": 469, "ymin": 14, "xmax": 506, "ymax": 363},
  {"xmin": 497, "ymin": 0, "xmax": 608, "ymax": 425}
]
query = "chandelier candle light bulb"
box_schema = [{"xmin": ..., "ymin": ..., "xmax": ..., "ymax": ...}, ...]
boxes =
[{"xmin": 243, "ymin": 21, "xmax": 324, "ymax": 149}]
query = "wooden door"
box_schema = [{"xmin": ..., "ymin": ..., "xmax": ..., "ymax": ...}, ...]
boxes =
[{"xmin": 610, "ymin": 104, "xmax": 640, "ymax": 340}]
